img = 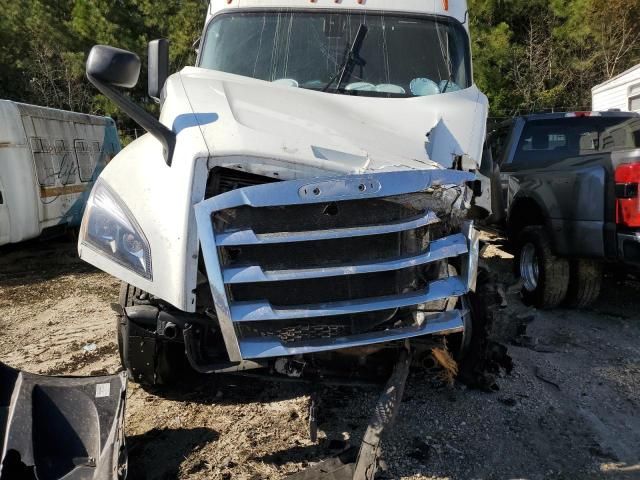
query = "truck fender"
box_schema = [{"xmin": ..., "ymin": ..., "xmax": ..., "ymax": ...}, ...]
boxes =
[{"xmin": 507, "ymin": 193, "xmax": 552, "ymax": 237}]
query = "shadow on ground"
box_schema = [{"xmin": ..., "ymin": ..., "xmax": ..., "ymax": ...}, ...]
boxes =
[
  {"xmin": 0, "ymin": 236, "xmax": 96, "ymax": 287},
  {"xmin": 127, "ymin": 427, "xmax": 219, "ymax": 479}
]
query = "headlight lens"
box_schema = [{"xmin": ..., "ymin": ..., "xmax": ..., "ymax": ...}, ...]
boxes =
[{"xmin": 81, "ymin": 180, "xmax": 152, "ymax": 279}]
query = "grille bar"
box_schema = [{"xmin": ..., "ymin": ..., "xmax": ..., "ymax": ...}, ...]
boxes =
[
  {"xmin": 207, "ymin": 170, "xmax": 474, "ymax": 210},
  {"xmin": 223, "ymin": 233, "xmax": 468, "ymax": 284},
  {"xmin": 230, "ymin": 276, "xmax": 467, "ymax": 322},
  {"xmin": 216, "ymin": 211, "xmax": 440, "ymax": 246},
  {"xmin": 238, "ymin": 310, "xmax": 465, "ymax": 359}
]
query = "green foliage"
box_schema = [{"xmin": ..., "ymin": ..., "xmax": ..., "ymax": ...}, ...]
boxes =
[
  {"xmin": 0, "ymin": 0, "xmax": 206, "ymax": 134},
  {"xmin": 470, "ymin": 0, "xmax": 640, "ymax": 116},
  {"xmin": 0, "ymin": 0, "xmax": 638, "ymax": 123},
  {"xmin": 471, "ymin": 21, "xmax": 514, "ymax": 113}
]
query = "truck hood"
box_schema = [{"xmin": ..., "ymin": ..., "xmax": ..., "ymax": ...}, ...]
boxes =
[{"xmin": 161, "ymin": 67, "xmax": 488, "ymax": 175}]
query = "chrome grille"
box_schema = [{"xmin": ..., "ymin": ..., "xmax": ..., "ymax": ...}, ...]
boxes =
[{"xmin": 195, "ymin": 170, "xmax": 479, "ymax": 361}]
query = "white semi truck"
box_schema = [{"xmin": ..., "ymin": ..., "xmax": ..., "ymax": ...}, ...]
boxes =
[
  {"xmin": 79, "ymin": 0, "xmax": 491, "ymax": 387},
  {"xmin": 0, "ymin": 101, "xmax": 120, "ymax": 246}
]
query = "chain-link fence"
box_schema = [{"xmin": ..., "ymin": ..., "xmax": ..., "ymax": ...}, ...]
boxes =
[{"xmin": 488, "ymin": 106, "xmax": 593, "ymax": 131}]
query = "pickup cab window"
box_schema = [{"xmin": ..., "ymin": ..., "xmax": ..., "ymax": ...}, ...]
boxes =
[
  {"xmin": 513, "ymin": 116, "xmax": 640, "ymax": 169},
  {"xmin": 199, "ymin": 10, "xmax": 471, "ymax": 98}
]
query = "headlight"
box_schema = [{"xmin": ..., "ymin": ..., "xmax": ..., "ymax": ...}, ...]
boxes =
[{"xmin": 80, "ymin": 180, "xmax": 152, "ymax": 279}]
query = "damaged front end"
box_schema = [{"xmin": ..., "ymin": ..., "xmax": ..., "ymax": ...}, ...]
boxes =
[
  {"xmin": 0, "ymin": 362, "xmax": 127, "ymax": 480},
  {"xmin": 191, "ymin": 168, "xmax": 480, "ymax": 369},
  {"xmin": 112, "ymin": 167, "xmax": 485, "ymax": 386}
]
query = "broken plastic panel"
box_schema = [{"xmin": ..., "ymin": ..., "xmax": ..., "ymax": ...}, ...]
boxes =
[{"xmin": 0, "ymin": 362, "xmax": 127, "ymax": 480}]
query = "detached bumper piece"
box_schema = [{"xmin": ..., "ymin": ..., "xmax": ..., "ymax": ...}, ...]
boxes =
[
  {"xmin": 0, "ymin": 362, "xmax": 127, "ymax": 480},
  {"xmin": 288, "ymin": 346, "xmax": 412, "ymax": 480},
  {"xmin": 195, "ymin": 170, "xmax": 478, "ymax": 362}
]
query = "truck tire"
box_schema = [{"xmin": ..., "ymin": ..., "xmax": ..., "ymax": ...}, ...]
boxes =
[
  {"xmin": 565, "ymin": 259, "xmax": 603, "ymax": 308},
  {"xmin": 456, "ymin": 270, "xmax": 512, "ymax": 391},
  {"xmin": 118, "ymin": 282, "xmax": 194, "ymax": 387},
  {"xmin": 516, "ymin": 226, "xmax": 570, "ymax": 309}
]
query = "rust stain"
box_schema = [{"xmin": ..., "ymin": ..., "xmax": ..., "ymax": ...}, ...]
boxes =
[{"xmin": 40, "ymin": 184, "xmax": 87, "ymax": 198}]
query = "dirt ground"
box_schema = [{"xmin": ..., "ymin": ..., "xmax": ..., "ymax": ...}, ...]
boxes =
[{"xmin": 1, "ymin": 235, "xmax": 639, "ymax": 480}]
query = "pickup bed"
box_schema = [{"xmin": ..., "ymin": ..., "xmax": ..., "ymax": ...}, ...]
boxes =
[{"xmin": 484, "ymin": 112, "xmax": 640, "ymax": 308}]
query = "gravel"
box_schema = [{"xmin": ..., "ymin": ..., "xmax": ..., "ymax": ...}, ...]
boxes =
[{"xmin": 1, "ymin": 236, "xmax": 639, "ymax": 479}]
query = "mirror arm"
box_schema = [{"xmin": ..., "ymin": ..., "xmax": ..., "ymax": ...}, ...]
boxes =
[{"xmin": 87, "ymin": 73, "xmax": 176, "ymax": 166}]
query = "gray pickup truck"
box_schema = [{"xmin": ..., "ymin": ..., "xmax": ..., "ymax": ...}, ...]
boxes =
[{"xmin": 484, "ymin": 112, "xmax": 640, "ymax": 308}]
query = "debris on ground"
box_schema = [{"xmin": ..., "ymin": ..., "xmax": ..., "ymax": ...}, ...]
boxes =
[{"xmin": 1, "ymin": 236, "xmax": 639, "ymax": 479}]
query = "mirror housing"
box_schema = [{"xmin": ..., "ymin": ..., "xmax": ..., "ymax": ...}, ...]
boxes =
[
  {"xmin": 86, "ymin": 45, "xmax": 141, "ymax": 89},
  {"xmin": 86, "ymin": 45, "xmax": 176, "ymax": 166},
  {"xmin": 148, "ymin": 39, "xmax": 169, "ymax": 101}
]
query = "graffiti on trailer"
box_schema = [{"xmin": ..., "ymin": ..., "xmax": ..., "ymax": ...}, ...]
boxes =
[
  {"xmin": 58, "ymin": 151, "xmax": 79, "ymax": 185},
  {"xmin": 29, "ymin": 126, "xmax": 121, "ymax": 226}
]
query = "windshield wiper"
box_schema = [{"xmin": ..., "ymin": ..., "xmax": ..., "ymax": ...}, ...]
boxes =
[
  {"xmin": 323, "ymin": 24, "xmax": 368, "ymax": 93},
  {"xmin": 441, "ymin": 71, "xmax": 454, "ymax": 93}
]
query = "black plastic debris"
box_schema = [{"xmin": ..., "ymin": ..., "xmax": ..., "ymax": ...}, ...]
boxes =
[{"xmin": 0, "ymin": 362, "xmax": 127, "ymax": 480}]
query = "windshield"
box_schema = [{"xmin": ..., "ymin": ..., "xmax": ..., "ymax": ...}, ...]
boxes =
[{"xmin": 199, "ymin": 10, "xmax": 471, "ymax": 98}]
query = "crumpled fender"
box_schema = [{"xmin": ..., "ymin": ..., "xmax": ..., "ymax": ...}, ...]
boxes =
[{"xmin": 0, "ymin": 362, "xmax": 127, "ymax": 480}]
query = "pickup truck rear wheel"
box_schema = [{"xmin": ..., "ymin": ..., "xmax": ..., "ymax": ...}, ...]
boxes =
[
  {"xmin": 565, "ymin": 260, "xmax": 603, "ymax": 308},
  {"xmin": 517, "ymin": 226, "xmax": 570, "ymax": 309}
]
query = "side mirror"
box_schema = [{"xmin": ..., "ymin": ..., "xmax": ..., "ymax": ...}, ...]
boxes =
[
  {"xmin": 148, "ymin": 39, "xmax": 169, "ymax": 101},
  {"xmin": 86, "ymin": 44, "xmax": 176, "ymax": 166},
  {"xmin": 86, "ymin": 45, "xmax": 141, "ymax": 89}
]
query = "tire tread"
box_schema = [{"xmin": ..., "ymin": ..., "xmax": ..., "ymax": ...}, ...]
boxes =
[{"xmin": 566, "ymin": 259, "xmax": 603, "ymax": 308}]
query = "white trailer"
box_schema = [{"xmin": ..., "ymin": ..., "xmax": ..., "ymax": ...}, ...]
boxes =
[
  {"xmin": 0, "ymin": 100, "xmax": 121, "ymax": 246},
  {"xmin": 592, "ymin": 64, "xmax": 640, "ymax": 113}
]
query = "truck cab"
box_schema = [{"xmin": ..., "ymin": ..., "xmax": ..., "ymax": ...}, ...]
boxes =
[{"xmin": 79, "ymin": 0, "xmax": 490, "ymax": 385}]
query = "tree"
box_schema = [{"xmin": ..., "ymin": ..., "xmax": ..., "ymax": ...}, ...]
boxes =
[
  {"xmin": 1, "ymin": 1, "xmax": 639, "ymax": 122},
  {"xmin": 470, "ymin": 0, "xmax": 640, "ymax": 115},
  {"xmin": 0, "ymin": 0, "xmax": 206, "ymax": 136},
  {"xmin": 586, "ymin": 0, "xmax": 640, "ymax": 79}
]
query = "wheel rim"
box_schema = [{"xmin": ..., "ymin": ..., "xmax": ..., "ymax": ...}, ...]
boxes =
[{"xmin": 520, "ymin": 243, "xmax": 540, "ymax": 292}]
